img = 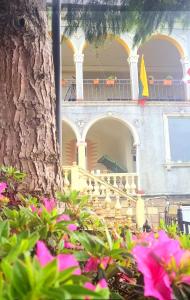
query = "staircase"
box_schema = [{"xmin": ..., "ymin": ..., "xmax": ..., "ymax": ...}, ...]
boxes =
[{"xmin": 62, "ymin": 163, "xmax": 145, "ymax": 228}]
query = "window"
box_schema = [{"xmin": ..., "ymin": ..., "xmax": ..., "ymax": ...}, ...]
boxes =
[{"xmin": 168, "ymin": 117, "xmax": 190, "ymax": 162}]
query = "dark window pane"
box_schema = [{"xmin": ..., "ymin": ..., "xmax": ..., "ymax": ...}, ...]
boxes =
[{"xmin": 168, "ymin": 117, "xmax": 190, "ymax": 162}]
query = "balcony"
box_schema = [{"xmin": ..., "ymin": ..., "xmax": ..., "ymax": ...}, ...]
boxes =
[{"xmin": 63, "ymin": 78, "xmax": 186, "ymax": 102}]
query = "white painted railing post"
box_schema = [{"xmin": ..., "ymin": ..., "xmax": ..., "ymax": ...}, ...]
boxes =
[
  {"xmin": 70, "ymin": 162, "xmax": 81, "ymax": 190},
  {"xmin": 136, "ymin": 194, "xmax": 145, "ymax": 229}
]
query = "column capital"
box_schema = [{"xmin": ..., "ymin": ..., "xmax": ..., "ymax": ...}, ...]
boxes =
[
  {"xmin": 77, "ymin": 141, "xmax": 87, "ymax": 147},
  {"xmin": 74, "ymin": 53, "xmax": 84, "ymax": 63},
  {"xmin": 128, "ymin": 54, "xmax": 139, "ymax": 64}
]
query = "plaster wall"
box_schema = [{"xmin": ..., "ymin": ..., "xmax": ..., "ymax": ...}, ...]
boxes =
[{"xmin": 62, "ymin": 103, "xmax": 190, "ymax": 195}]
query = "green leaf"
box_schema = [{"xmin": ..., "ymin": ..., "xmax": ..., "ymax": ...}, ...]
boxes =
[
  {"xmin": 105, "ymin": 225, "xmax": 113, "ymax": 251},
  {"xmin": 0, "ymin": 221, "xmax": 10, "ymax": 239},
  {"xmin": 64, "ymin": 285, "xmax": 103, "ymax": 298},
  {"xmin": 11, "ymin": 260, "xmax": 31, "ymax": 298},
  {"xmin": 38, "ymin": 259, "xmax": 58, "ymax": 288},
  {"xmin": 43, "ymin": 287, "xmax": 72, "ymax": 300}
]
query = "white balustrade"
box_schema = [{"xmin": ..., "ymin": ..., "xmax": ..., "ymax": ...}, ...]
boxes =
[{"xmin": 95, "ymin": 173, "xmax": 138, "ymax": 195}]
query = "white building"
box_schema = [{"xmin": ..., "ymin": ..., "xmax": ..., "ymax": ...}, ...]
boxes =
[{"xmin": 50, "ymin": 6, "xmax": 190, "ymax": 225}]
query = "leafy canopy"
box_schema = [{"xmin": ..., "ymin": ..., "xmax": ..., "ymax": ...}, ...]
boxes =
[{"xmin": 63, "ymin": 0, "xmax": 190, "ymax": 45}]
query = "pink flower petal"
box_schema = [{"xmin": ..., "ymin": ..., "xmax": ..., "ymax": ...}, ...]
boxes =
[
  {"xmin": 84, "ymin": 282, "xmax": 96, "ymax": 291},
  {"xmin": 98, "ymin": 279, "xmax": 107, "ymax": 288},
  {"xmin": 84, "ymin": 257, "xmax": 99, "ymax": 272},
  {"xmin": 0, "ymin": 182, "xmax": 7, "ymax": 194},
  {"xmin": 57, "ymin": 214, "xmax": 71, "ymax": 222},
  {"xmin": 43, "ymin": 198, "xmax": 56, "ymax": 213},
  {"xmin": 181, "ymin": 275, "xmax": 190, "ymax": 284},
  {"xmin": 36, "ymin": 241, "xmax": 54, "ymax": 267},
  {"xmin": 67, "ymin": 224, "xmax": 77, "ymax": 231},
  {"xmin": 57, "ymin": 254, "xmax": 81, "ymax": 275},
  {"xmin": 30, "ymin": 205, "xmax": 37, "ymax": 212},
  {"xmin": 100, "ymin": 257, "xmax": 110, "ymax": 269},
  {"xmin": 132, "ymin": 230, "xmax": 184, "ymax": 300}
]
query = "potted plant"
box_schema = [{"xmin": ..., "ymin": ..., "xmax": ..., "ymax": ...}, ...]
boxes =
[
  {"xmin": 61, "ymin": 79, "xmax": 67, "ymax": 86},
  {"xmin": 163, "ymin": 75, "xmax": 173, "ymax": 86},
  {"xmin": 93, "ymin": 79, "xmax": 100, "ymax": 85},
  {"xmin": 106, "ymin": 75, "xmax": 117, "ymax": 86}
]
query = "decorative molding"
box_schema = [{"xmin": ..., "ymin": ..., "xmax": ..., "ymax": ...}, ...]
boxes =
[
  {"xmin": 128, "ymin": 55, "xmax": 139, "ymax": 64},
  {"xmin": 74, "ymin": 53, "xmax": 84, "ymax": 63}
]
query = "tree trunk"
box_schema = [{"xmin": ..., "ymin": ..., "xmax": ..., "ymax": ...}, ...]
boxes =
[{"xmin": 0, "ymin": 0, "xmax": 62, "ymax": 196}]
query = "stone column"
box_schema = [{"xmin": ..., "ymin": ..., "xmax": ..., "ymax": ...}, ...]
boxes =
[
  {"xmin": 74, "ymin": 53, "xmax": 84, "ymax": 100},
  {"xmin": 180, "ymin": 57, "xmax": 190, "ymax": 101},
  {"xmin": 128, "ymin": 54, "xmax": 139, "ymax": 100},
  {"xmin": 77, "ymin": 141, "xmax": 87, "ymax": 169}
]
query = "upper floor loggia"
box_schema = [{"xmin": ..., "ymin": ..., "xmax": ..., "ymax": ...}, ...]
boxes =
[{"xmin": 60, "ymin": 28, "xmax": 190, "ymax": 102}]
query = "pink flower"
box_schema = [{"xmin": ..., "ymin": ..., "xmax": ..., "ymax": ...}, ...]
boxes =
[
  {"xmin": 67, "ymin": 224, "xmax": 77, "ymax": 231},
  {"xmin": 84, "ymin": 257, "xmax": 99, "ymax": 272},
  {"xmin": 180, "ymin": 275, "xmax": 190, "ymax": 284},
  {"xmin": 84, "ymin": 282, "xmax": 95, "ymax": 291},
  {"xmin": 0, "ymin": 182, "xmax": 7, "ymax": 199},
  {"xmin": 57, "ymin": 214, "xmax": 77, "ymax": 231},
  {"xmin": 57, "ymin": 214, "xmax": 71, "ymax": 222},
  {"xmin": 0, "ymin": 182, "xmax": 7, "ymax": 194},
  {"xmin": 36, "ymin": 241, "xmax": 54, "ymax": 266},
  {"xmin": 30, "ymin": 205, "xmax": 37, "ymax": 213},
  {"xmin": 100, "ymin": 257, "xmax": 110, "ymax": 269},
  {"xmin": 84, "ymin": 256, "xmax": 110, "ymax": 272},
  {"xmin": 43, "ymin": 198, "xmax": 56, "ymax": 213},
  {"xmin": 57, "ymin": 254, "xmax": 81, "ymax": 275},
  {"xmin": 132, "ymin": 231, "xmax": 184, "ymax": 300},
  {"xmin": 36, "ymin": 241, "xmax": 81, "ymax": 275},
  {"xmin": 84, "ymin": 279, "xmax": 108, "ymax": 291},
  {"xmin": 63, "ymin": 239, "xmax": 83, "ymax": 250},
  {"xmin": 98, "ymin": 279, "xmax": 107, "ymax": 288},
  {"xmin": 30, "ymin": 205, "xmax": 42, "ymax": 216}
]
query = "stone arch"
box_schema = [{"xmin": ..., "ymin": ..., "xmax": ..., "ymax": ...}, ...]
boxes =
[
  {"xmin": 149, "ymin": 33, "xmax": 186, "ymax": 58},
  {"xmin": 61, "ymin": 35, "xmax": 76, "ymax": 53},
  {"xmin": 62, "ymin": 117, "xmax": 81, "ymax": 142},
  {"xmin": 81, "ymin": 34, "xmax": 130, "ymax": 55},
  {"xmin": 82, "ymin": 114, "xmax": 140, "ymax": 146},
  {"xmin": 62, "ymin": 118, "xmax": 80, "ymax": 166}
]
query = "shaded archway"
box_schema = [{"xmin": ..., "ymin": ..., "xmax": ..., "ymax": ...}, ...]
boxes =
[
  {"xmin": 85, "ymin": 117, "xmax": 136, "ymax": 173},
  {"xmin": 138, "ymin": 35, "xmax": 183, "ymax": 79},
  {"xmin": 83, "ymin": 37, "xmax": 131, "ymax": 100},
  {"xmin": 83, "ymin": 37, "xmax": 130, "ymax": 79},
  {"xmin": 138, "ymin": 35, "xmax": 185, "ymax": 100},
  {"xmin": 62, "ymin": 121, "xmax": 77, "ymax": 166}
]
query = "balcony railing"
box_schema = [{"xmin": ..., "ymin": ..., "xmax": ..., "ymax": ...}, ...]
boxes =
[
  {"xmin": 62, "ymin": 78, "xmax": 186, "ymax": 102},
  {"xmin": 83, "ymin": 79, "xmax": 131, "ymax": 101},
  {"xmin": 148, "ymin": 80, "xmax": 185, "ymax": 101}
]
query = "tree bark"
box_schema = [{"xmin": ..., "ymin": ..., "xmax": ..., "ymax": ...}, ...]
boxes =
[{"xmin": 0, "ymin": 0, "xmax": 62, "ymax": 196}]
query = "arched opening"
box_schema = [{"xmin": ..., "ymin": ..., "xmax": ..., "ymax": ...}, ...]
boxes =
[
  {"xmin": 83, "ymin": 38, "xmax": 131, "ymax": 101},
  {"xmin": 138, "ymin": 36, "xmax": 185, "ymax": 100},
  {"xmin": 61, "ymin": 37, "xmax": 76, "ymax": 101},
  {"xmin": 62, "ymin": 121, "xmax": 77, "ymax": 166},
  {"xmin": 85, "ymin": 117, "xmax": 136, "ymax": 173}
]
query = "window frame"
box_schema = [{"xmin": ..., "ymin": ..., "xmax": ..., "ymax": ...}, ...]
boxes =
[{"xmin": 163, "ymin": 113, "xmax": 190, "ymax": 169}]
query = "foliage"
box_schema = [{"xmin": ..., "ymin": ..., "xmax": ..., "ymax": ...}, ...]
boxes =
[
  {"xmin": 0, "ymin": 168, "xmax": 190, "ymax": 299},
  {"xmin": 63, "ymin": 0, "xmax": 190, "ymax": 45}
]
